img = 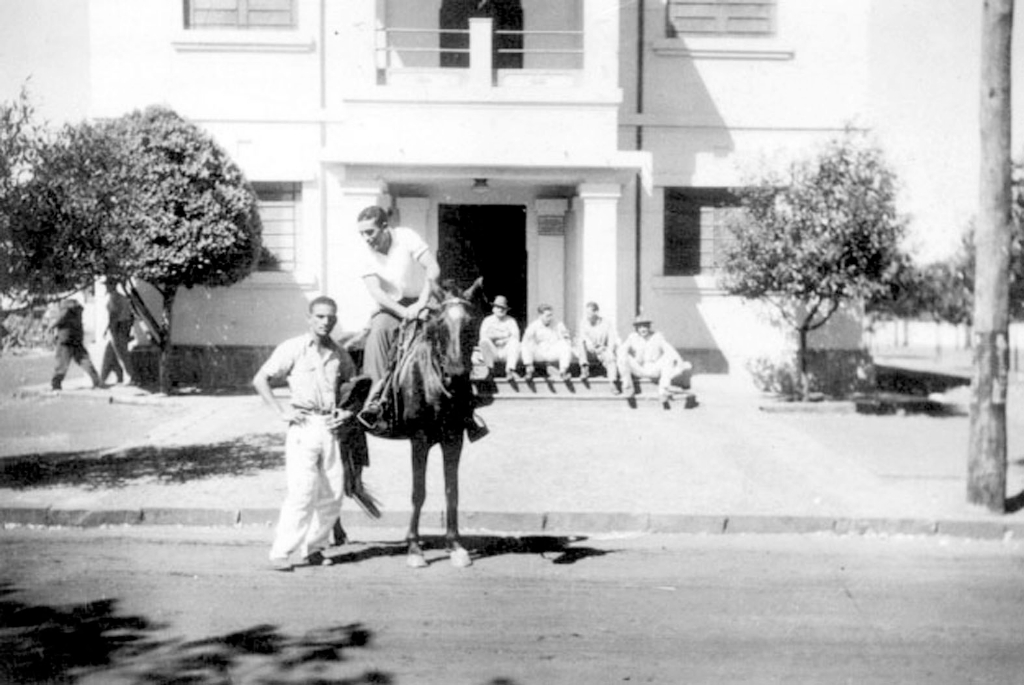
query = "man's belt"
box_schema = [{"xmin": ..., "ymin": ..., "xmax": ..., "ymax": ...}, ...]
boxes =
[{"xmin": 294, "ymin": 407, "xmax": 334, "ymax": 416}]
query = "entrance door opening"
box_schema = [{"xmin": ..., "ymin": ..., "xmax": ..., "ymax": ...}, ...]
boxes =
[{"xmin": 438, "ymin": 204, "xmax": 527, "ymax": 329}]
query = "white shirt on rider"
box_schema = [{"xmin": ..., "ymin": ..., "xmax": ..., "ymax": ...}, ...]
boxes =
[{"xmin": 359, "ymin": 227, "xmax": 429, "ymax": 303}]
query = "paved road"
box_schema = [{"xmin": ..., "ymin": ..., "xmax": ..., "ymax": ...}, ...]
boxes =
[{"xmin": 2, "ymin": 527, "xmax": 1023, "ymax": 684}]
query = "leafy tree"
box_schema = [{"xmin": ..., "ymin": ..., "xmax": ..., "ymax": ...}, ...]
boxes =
[
  {"xmin": 911, "ymin": 211, "xmax": 1023, "ymax": 331},
  {"xmin": 1, "ymin": 104, "xmax": 261, "ymax": 391},
  {"xmin": 721, "ymin": 134, "xmax": 909, "ymax": 398},
  {"xmin": 0, "ymin": 86, "xmax": 46, "ymax": 307},
  {"xmin": 107, "ymin": 106, "xmax": 262, "ymax": 391},
  {"xmin": 863, "ymin": 252, "xmax": 923, "ymax": 326},
  {"xmin": 920, "ymin": 232, "xmax": 975, "ymax": 327},
  {"xmin": 5, "ymin": 119, "xmax": 132, "ymax": 299}
]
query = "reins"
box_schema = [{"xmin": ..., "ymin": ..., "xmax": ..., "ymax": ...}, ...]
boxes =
[{"xmin": 392, "ymin": 296, "xmax": 470, "ymax": 404}]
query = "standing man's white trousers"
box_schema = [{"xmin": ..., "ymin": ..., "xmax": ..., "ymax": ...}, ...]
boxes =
[{"xmin": 269, "ymin": 415, "xmax": 343, "ymax": 561}]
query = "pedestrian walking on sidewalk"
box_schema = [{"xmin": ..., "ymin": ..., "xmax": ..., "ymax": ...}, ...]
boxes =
[
  {"xmin": 48, "ymin": 298, "xmax": 102, "ymax": 391},
  {"xmin": 99, "ymin": 280, "xmax": 136, "ymax": 385},
  {"xmin": 253, "ymin": 296, "xmax": 362, "ymax": 572}
]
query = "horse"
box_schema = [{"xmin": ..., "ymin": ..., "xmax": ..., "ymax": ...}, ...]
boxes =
[{"xmin": 369, "ymin": 280, "xmax": 486, "ymax": 568}]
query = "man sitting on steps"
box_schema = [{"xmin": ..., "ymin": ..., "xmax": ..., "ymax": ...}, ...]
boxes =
[{"xmin": 618, "ymin": 314, "xmax": 692, "ymax": 406}]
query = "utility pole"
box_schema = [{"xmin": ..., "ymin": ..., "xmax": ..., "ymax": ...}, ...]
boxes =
[{"xmin": 969, "ymin": 0, "xmax": 1014, "ymax": 512}]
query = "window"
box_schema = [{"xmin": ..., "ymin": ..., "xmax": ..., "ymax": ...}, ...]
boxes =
[
  {"xmin": 439, "ymin": 0, "xmax": 523, "ymax": 69},
  {"xmin": 667, "ymin": 0, "xmax": 775, "ymax": 37},
  {"xmin": 664, "ymin": 188, "xmax": 740, "ymax": 276},
  {"xmin": 254, "ymin": 182, "xmax": 300, "ymax": 272},
  {"xmin": 184, "ymin": 0, "xmax": 295, "ymax": 30}
]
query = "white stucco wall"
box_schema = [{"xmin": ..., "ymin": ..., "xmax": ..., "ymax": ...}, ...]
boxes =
[
  {"xmin": 616, "ymin": 0, "xmax": 873, "ymax": 376},
  {"xmin": 8, "ymin": 0, "xmax": 1024, "ymax": 378}
]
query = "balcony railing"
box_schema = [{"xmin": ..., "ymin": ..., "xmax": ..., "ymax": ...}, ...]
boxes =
[{"xmin": 376, "ymin": 18, "xmax": 583, "ymax": 86}]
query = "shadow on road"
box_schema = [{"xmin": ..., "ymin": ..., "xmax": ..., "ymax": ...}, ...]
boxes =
[
  {"xmin": 333, "ymin": 534, "xmax": 612, "ymax": 567},
  {"xmin": 0, "ymin": 583, "xmax": 388, "ymax": 684},
  {"xmin": 0, "ymin": 434, "xmax": 285, "ymax": 490}
]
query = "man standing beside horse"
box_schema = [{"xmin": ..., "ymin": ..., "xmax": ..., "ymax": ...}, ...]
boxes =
[{"xmin": 253, "ymin": 296, "xmax": 363, "ymax": 571}]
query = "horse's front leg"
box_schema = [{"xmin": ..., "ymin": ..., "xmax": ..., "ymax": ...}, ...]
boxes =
[
  {"xmin": 407, "ymin": 440, "xmax": 429, "ymax": 568},
  {"xmin": 442, "ymin": 433, "xmax": 472, "ymax": 568}
]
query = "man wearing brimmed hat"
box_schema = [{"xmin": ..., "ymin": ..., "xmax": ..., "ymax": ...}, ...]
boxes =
[
  {"xmin": 618, "ymin": 313, "xmax": 692, "ymax": 404},
  {"xmin": 478, "ymin": 294, "xmax": 522, "ymax": 380}
]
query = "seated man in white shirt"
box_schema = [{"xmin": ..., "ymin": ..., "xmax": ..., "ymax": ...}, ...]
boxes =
[
  {"xmin": 520, "ymin": 304, "xmax": 573, "ymax": 381},
  {"xmin": 618, "ymin": 314, "xmax": 692, "ymax": 404},
  {"xmin": 477, "ymin": 294, "xmax": 522, "ymax": 380},
  {"xmin": 575, "ymin": 301, "xmax": 620, "ymax": 390}
]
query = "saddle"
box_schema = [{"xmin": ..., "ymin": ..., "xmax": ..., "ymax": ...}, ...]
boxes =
[{"xmin": 356, "ymin": 316, "xmax": 428, "ymax": 440}]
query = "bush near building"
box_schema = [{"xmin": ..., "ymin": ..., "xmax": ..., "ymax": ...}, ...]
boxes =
[{"xmin": 721, "ymin": 134, "xmax": 910, "ymax": 399}]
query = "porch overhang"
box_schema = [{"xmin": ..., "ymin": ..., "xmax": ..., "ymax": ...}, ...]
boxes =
[{"xmin": 320, "ymin": 148, "xmax": 652, "ymax": 194}]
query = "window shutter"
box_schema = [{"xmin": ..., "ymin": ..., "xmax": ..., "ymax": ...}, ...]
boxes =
[
  {"xmin": 664, "ymin": 188, "xmax": 742, "ymax": 276},
  {"xmin": 668, "ymin": 0, "xmax": 775, "ymax": 36},
  {"xmin": 185, "ymin": 0, "xmax": 295, "ymax": 29}
]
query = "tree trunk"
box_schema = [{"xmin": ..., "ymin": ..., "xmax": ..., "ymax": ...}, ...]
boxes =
[
  {"xmin": 797, "ymin": 326, "xmax": 809, "ymax": 400},
  {"xmin": 158, "ymin": 288, "xmax": 176, "ymax": 395},
  {"xmin": 969, "ymin": 0, "xmax": 1013, "ymax": 512}
]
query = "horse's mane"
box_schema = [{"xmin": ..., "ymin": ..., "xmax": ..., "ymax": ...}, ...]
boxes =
[
  {"xmin": 394, "ymin": 298, "xmax": 473, "ymax": 412},
  {"xmin": 396, "ymin": 328, "xmax": 448, "ymax": 409}
]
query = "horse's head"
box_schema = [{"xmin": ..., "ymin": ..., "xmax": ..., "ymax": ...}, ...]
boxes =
[
  {"xmin": 425, "ymin": 295, "xmax": 474, "ymax": 378},
  {"xmin": 396, "ymin": 279, "xmax": 483, "ymax": 419}
]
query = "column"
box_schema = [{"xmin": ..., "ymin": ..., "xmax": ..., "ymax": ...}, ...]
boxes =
[
  {"xmin": 469, "ymin": 17, "xmax": 493, "ymax": 88},
  {"xmin": 576, "ymin": 183, "xmax": 622, "ymax": 326}
]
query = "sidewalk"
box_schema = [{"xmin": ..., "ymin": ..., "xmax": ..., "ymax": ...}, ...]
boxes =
[{"xmin": 2, "ymin": 371, "xmax": 1023, "ymax": 540}]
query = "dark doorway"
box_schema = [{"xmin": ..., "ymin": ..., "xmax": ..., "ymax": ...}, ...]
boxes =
[
  {"xmin": 438, "ymin": 204, "xmax": 527, "ymax": 329},
  {"xmin": 439, "ymin": 0, "xmax": 524, "ymax": 70}
]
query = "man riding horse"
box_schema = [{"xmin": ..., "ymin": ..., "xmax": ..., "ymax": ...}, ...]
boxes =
[{"xmin": 353, "ymin": 205, "xmax": 487, "ymax": 442}]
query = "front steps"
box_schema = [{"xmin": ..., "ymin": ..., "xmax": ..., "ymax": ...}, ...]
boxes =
[{"xmin": 471, "ymin": 373, "xmax": 698, "ymax": 408}]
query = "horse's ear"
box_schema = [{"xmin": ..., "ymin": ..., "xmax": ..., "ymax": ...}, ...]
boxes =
[{"xmin": 462, "ymin": 276, "xmax": 486, "ymax": 308}]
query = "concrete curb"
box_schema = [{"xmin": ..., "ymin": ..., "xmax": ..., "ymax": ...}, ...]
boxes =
[{"xmin": 2, "ymin": 507, "xmax": 1022, "ymax": 541}]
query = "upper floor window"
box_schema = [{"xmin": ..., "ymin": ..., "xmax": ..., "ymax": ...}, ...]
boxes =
[
  {"xmin": 184, "ymin": 0, "xmax": 295, "ymax": 30},
  {"xmin": 439, "ymin": 0, "xmax": 524, "ymax": 69},
  {"xmin": 667, "ymin": 0, "xmax": 776, "ymax": 37},
  {"xmin": 254, "ymin": 182, "xmax": 300, "ymax": 272},
  {"xmin": 664, "ymin": 188, "xmax": 741, "ymax": 276}
]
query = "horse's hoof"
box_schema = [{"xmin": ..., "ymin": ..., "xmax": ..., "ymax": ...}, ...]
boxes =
[
  {"xmin": 450, "ymin": 547, "xmax": 472, "ymax": 568},
  {"xmin": 407, "ymin": 553, "xmax": 428, "ymax": 569}
]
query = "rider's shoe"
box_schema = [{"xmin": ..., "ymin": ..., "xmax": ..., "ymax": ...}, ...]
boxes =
[{"xmin": 466, "ymin": 415, "xmax": 490, "ymax": 443}]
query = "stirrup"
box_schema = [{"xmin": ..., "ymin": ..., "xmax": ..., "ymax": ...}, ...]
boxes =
[{"xmin": 357, "ymin": 403, "xmax": 382, "ymax": 430}]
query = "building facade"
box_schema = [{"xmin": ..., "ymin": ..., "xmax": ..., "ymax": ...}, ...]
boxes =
[{"xmin": 6, "ymin": 0, "xmax": 993, "ymax": 388}]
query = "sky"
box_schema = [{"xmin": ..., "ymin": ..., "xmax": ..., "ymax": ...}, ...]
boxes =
[{"xmin": 0, "ymin": 0, "xmax": 91, "ymax": 126}]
